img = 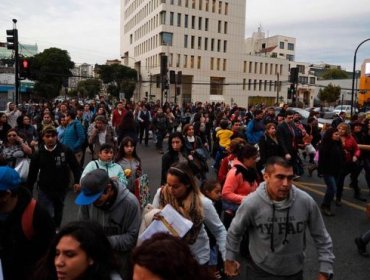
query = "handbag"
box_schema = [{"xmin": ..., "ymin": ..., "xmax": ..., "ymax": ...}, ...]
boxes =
[{"xmin": 15, "ymin": 158, "xmax": 30, "ymax": 182}]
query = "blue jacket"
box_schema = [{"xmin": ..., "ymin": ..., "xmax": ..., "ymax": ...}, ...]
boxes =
[
  {"xmin": 61, "ymin": 120, "xmax": 86, "ymax": 152},
  {"xmin": 246, "ymin": 119, "xmax": 265, "ymax": 144}
]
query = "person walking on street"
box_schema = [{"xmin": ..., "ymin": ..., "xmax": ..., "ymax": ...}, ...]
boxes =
[
  {"xmin": 27, "ymin": 126, "xmax": 82, "ymax": 227},
  {"xmin": 224, "ymin": 156, "xmax": 334, "ymax": 280}
]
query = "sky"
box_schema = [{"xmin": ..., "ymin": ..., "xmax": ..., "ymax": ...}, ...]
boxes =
[{"xmin": 1, "ymin": 0, "xmax": 370, "ymax": 70}]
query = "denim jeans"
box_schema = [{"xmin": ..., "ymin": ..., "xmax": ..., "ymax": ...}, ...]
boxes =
[{"xmin": 322, "ymin": 175, "xmax": 338, "ymax": 207}]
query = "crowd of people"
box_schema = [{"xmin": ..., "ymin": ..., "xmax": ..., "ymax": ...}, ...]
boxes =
[{"xmin": 0, "ymin": 96, "xmax": 370, "ymax": 280}]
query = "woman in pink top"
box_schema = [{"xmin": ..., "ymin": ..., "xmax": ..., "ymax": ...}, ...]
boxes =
[{"xmin": 222, "ymin": 143, "xmax": 259, "ymax": 228}]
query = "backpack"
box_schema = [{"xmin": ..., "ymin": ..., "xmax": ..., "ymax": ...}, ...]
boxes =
[{"xmin": 22, "ymin": 198, "xmax": 37, "ymax": 240}]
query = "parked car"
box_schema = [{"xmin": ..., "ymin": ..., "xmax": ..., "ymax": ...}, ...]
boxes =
[
  {"xmin": 306, "ymin": 107, "xmax": 335, "ymax": 119},
  {"xmin": 333, "ymin": 105, "xmax": 358, "ymax": 116}
]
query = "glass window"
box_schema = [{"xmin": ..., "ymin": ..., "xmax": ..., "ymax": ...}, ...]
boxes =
[
  {"xmin": 184, "ymin": 55, "xmax": 188, "ymax": 67},
  {"xmin": 184, "ymin": 15, "xmax": 188, "ymax": 28},
  {"xmin": 210, "ymin": 57, "xmax": 214, "ymax": 70},
  {"xmin": 198, "ymin": 17, "xmax": 202, "ymax": 30},
  {"xmin": 211, "ymin": 38, "xmax": 214, "ymax": 51},
  {"xmin": 217, "ymin": 39, "xmax": 221, "ymax": 52},
  {"xmin": 170, "ymin": 12, "xmax": 174, "ymax": 25},
  {"xmin": 243, "ymin": 61, "xmax": 246, "ymax": 73},
  {"xmin": 192, "ymin": 0, "xmax": 195, "ymax": 8},
  {"xmin": 176, "ymin": 54, "xmax": 181, "ymax": 67},
  {"xmin": 223, "ymin": 59, "xmax": 226, "ymax": 71},
  {"xmin": 217, "ymin": 58, "xmax": 220, "ymax": 70},
  {"xmin": 279, "ymin": 42, "xmax": 284, "ymax": 49},
  {"xmin": 161, "ymin": 32, "xmax": 173, "ymax": 45},
  {"xmin": 224, "ymin": 22, "xmax": 228, "ymax": 34},
  {"xmin": 184, "ymin": 35, "xmax": 188, "ymax": 48},
  {"xmin": 225, "ymin": 2, "xmax": 228, "ymax": 15},
  {"xmin": 160, "ymin": 11, "xmax": 166, "ymax": 24},
  {"xmin": 288, "ymin": 43, "xmax": 294, "ymax": 50},
  {"xmin": 243, "ymin": 79, "xmax": 246, "ymax": 90},
  {"xmin": 218, "ymin": 20, "xmax": 221, "ymax": 33},
  {"xmin": 204, "ymin": 38, "xmax": 208, "ymax": 50},
  {"xmin": 197, "ymin": 56, "xmax": 201, "ymax": 69},
  {"xmin": 310, "ymin": 77, "xmax": 316, "ymax": 84},
  {"xmin": 191, "ymin": 35, "xmax": 195, "ymax": 49},
  {"xmin": 191, "ymin": 16, "xmax": 195, "ymax": 29},
  {"xmin": 190, "ymin": 55, "xmax": 194, "ymax": 68},
  {"xmin": 198, "ymin": 37, "xmax": 201, "ymax": 49},
  {"xmin": 248, "ymin": 79, "xmax": 251, "ymax": 90},
  {"xmin": 218, "ymin": 1, "xmax": 222, "ymax": 13},
  {"xmin": 205, "ymin": 0, "xmax": 209, "ymax": 11},
  {"xmin": 212, "ymin": 0, "xmax": 216, "ymax": 12},
  {"xmin": 177, "ymin": 13, "xmax": 181, "ymax": 27},
  {"xmin": 205, "ymin": 18, "xmax": 209, "ymax": 31}
]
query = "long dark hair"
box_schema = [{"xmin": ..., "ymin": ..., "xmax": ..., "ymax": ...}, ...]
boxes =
[
  {"xmin": 32, "ymin": 221, "xmax": 120, "ymax": 280},
  {"xmin": 132, "ymin": 233, "xmax": 214, "ymax": 280},
  {"xmin": 167, "ymin": 132, "xmax": 185, "ymax": 153},
  {"xmin": 321, "ymin": 128, "xmax": 339, "ymax": 149},
  {"xmin": 115, "ymin": 136, "xmax": 141, "ymax": 163}
]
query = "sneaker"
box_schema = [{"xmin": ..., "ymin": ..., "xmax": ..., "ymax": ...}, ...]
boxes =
[
  {"xmin": 320, "ymin": 206, "xmax": 335, "ymax": 217},
  {"xmin": 355, "ymin": 237, "xmax": 369, "ymax": 257}
]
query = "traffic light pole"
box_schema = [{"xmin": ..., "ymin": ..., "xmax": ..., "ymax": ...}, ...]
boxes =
[
  {"xmin": 6, "ymin": 19, "xmax": 19, "ymax": 104},
  {"xmin": 15, "ymin": 35, "xmax": 19, "ymax": 105}
]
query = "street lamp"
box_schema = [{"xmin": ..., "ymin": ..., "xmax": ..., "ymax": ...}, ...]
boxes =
[{"xmin": 350, "ymin": 38, "xmax": 370, "ymax": 116}]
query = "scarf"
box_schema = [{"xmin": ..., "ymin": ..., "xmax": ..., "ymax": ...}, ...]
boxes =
[{"xmin": 159, "ymin": 185, "xmax": 204, "ymax": 244}]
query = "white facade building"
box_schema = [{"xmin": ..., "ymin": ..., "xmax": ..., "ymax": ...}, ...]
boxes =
[
  {"xmin": 120, "ymin": 0, "xmax": 296, "ymax": 106},
  {"xmin": 68, "ymin": 63, "xmax": 95, "ymax": 89}
]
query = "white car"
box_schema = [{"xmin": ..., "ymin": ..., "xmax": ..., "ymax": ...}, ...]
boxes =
[{"xmin": 333, "ymin": 105, "xmax": 358, "ymax": 115}]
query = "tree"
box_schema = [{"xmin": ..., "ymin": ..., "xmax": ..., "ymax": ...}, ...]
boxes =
[
  {"xmin": 318, "ymin": 83, "xmax": 341, "ymax": 104},
  {"xmin": 321, "ymin": 68, "xmax": 349, "ymax": 80},
  {"xmin": 97, "ymin": 64, "xmax": 137, "ymax": 99},
  {"xmin": 77, "ymin": 78, "xmax": 102, "ymax": 98},
  {"xmin": 29, "ymin": 48, "xmax": 74, "ymax": 98}
]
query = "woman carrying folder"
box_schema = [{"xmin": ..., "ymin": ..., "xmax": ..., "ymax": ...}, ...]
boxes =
[{"xmin": 152, "ymin": 162, "xmax": 227, "ymax": 266}]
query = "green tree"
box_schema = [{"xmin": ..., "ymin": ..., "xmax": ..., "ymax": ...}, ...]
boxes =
[
  {"xmin": 97, "ymin": 64, "xmax": 137, "ymax": 99},
  {"xmin": 321, "ymin": 68, "xmax": 349, "ymax": 80},
  {"xmin": 29, "ymin": 48, "xmax": 74, "ymax": 98},
  {"xmin": 318, "ymin": 83, "xmax": 341, "ymax": 103},
  {"xmin": 77, "ymin": 78, "xmax": 102, "ymax": 98}
]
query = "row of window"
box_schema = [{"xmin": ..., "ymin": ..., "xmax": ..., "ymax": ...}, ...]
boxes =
[
  {"xmin": 134, "ymin": 34, "xmax": 160, "ymax": 56},
  {"xmin": 169, "ymin": 0, "xmax": 229, "ymax": 15},
  {"xmin": 279, "ymin": 41, "xmax": 295, "ymax": 51},
  {"xmin": 184, "ymin": 35, "xmax": 227, "ymax": 52},
  {"xmin": 125, "ymin": 0, "xmax": 161, "ymax": 22},
  {"xmin": 244, "ymin": 61, "xmax": 284, "ymax": 76},
  {"xmin": 243, "ymin": 79, "xmax": 282, "ymax": 92}
]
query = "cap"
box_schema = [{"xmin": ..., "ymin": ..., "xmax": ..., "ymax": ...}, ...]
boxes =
[
  {"xmin": 0, "ymin": 166, "xmax": 21, "ymax": 191},
  {"xmin": 75, "ymin": 169, "xmax": 110, "ymax": 205}
]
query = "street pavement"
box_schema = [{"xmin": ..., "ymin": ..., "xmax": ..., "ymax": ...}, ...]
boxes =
[{"xmin": 61, "ymin": 142, "xmax": 370, "ymax": 280}]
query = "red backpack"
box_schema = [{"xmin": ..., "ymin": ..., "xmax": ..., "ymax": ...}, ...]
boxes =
[{"xmin": 21, "ymin": 198, "xmax": 37, "ymax": 240}]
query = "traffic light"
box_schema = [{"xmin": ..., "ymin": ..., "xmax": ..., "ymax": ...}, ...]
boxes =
[
  {"xmin": 162, "ymin": 75, "xmax": 169, "ymax": 89},
  {"xmin": 160, "ymin": 55, "xmax": 168, "ymax": 76},
  {"xmin": 289, "ymin": 67, "xmax": 299, "ymax": 84},
  {"xmin": 19, "ymin": 58, "xmax": 30, "ymax": 79},
  {"xmin": 288, "ymin": 84, "xmax": 295, "ymax": 99},
  {"xmin": 6, "ymin": 29, "xmax": 18, "ymax": 50}
]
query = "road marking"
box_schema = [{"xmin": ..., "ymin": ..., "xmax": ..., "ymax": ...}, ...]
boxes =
[{"xmin": 294, "ymin": 181, "xmax": 367, "ymax": 212}]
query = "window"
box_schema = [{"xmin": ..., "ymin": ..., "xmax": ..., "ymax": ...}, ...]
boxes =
[
  {"xmin": 265, "ymin": 63, "xmax": 268, "ymax": 74},
  {"xmin": 199, "ymin": 0, "xmax": 202, "ymax": 9},
  {"xmin": 280, "ymin": 65, "xmax": 283, "ymax": 75},
  {"xmin": 198, "ymin": 37, "xmax": 201, "ymax": 49},
  {"xmin": 177, "ymin": 13, "xmax": 181, "ymax": 26},
  {"xmin": 223, "ymin": 59, "xmax": 226, "ymax": 71},
  {"xmin": 176, "ymin": 54, "xmax": 180, "ymax": 67},
  {"xmin": 287, "ymin": 54, "xmax": 294, "ymax": 61},
  {"xmin": 279, "ymin": 42, "xmax": 284, "ymax": 49},
  {"xmin": 170, "ymin": 12, "xmax": 174, "ymax": 25},
  {"xmin": 218, "ymin": 1, "xmax": 222, "ymax": 13},
  {"xmin": 205, "ymin": 0, "xmax": 209, "ymax": 11},
  {"xmin": 184, "ymin": 15, "xmax": 188, "ymax": 28},
  {"xmin": 210, "ymin": 77, "xmax": 224, "ymax": 95},
  {"xmin": 217, "ymin": 39, "xmax": 221, "ymax": 52},
  {"xmin": 224, "ymin": 22, "xmax": 228, "ymax": 34},
  {"xmin": 160, "ymin": 11, "xmax": 166, "ymax": 24},
  {"xmin": 212, "ymin": 0, "xmax": 216, "ymax": 12},
  {"xmin": 191, "ymin": 35, "xmax": 195, "ymax": 49},
  {"xmin": 243, "ymin": 61, "xmax": 247, "ymax": 73},
  {"xmin": 260, "ymin": 63, "xmax": 263, "ymax": 74},
  {"xmin": 211, "ymin": 38, "xmax": 214, "ymax": 51},
  {"xmin": 198, "ymin": 17, "xmax": 202, "ymax": 30},
  {"xmin": 130, "ymin": 34, "xmax": 133, "ymax": 44},
  {"xmin": 288, "ymin": 43, "xmax": 294, "ymax": 51},
  {"xmin": 205, "ymin": 18, "xmax": 209, "ymax": 31},
  {"xmin": 210, "ymin": 57, "xmax": 214, "ymax": 70},
  {"xmin": 197, "ymin": 56, "xmax": 201, "ymax": 69},
  {"xmin": 171, "ymin": 0, "xmax": 174, "ymax": 4},
  {"xmin": 254, "ymin": 62, "xmax": 258, "ymax": 74},
  {"xmin": 190, "ymin": 55, "xmax": 194, "ymax": 68},
  {"xmin": 192, "ymin": 0, "xmax": 195, "ymax": 8},
  {"xmin": 248, "ymin": 79, "xmax": 251, "ymax": 90},
  {"xmin": 184, "ymin": 35, "xmax": 188, "ymax": 48},
  {"xmin": 160, "ymin": 32, "xmax": 173, "ymax": 45},
  {"xmin": 184, "ymin": 55, "xmax": 188, "ymax": 67},
  {"xmin": 269, "ymin": 81, "xmax": 272, "ymax": 91},
  {"xmin": 253, "ymin": 79, "xmax": 257, "ymax": 90},
  {"xmin": 169, "ymin": 53, "xmax": 173, "ymax": 67},
  {"xmin": 259, "ymin": 80, "xmax": 262, "ymax": 91},
  {"xmin": 264, "ymin": 80, "xmax": 267, "ymax": 91},
  {"xmin": 249, "ymin": 61, "xmax": 252, "ymax": 73},
  {"xmin": 217, "ymin": 59, "xmax": 220, "ymax": 70},
  {"xmin": 185, "ymin": 0, "xmax": 188, "ymax": 7},
  {"xmin": 191, "ymin": 16, "xmax": 195, "ymax": 29},
  {"xmin": 243, "ymin": 79, "xmax": 246, "ymax": 90},
  {"xmin": 218, "ymin": 20, "xmax": 221, "ymax": 33},
  {"xmin": 310, "ymin": 77, "xmax": 315, "ymax": 84},
  {"xmin": 204, "ymin": 38, "xmax": 208, "ymax": 50},
  {"xmin": 224, "ymin": 2, "xmax": 228, "ymax": 15},
  {"xmin": 178, "ymin": 0, "xmax": 182, "ymax": 5}
]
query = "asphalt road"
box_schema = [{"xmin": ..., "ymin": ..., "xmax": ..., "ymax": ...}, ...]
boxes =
[{"xmin": 61, "ymin": 142, "xmax": 370, "ymax": 280}]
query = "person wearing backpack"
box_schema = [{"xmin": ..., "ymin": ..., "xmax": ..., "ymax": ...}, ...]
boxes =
[
  {"xmin": 27, "ymin": 126, "xmax": 82, "ymax": 227},
  {"xmin": 0, "ymin": 166, "xmax": 55, "ymax": 280}
]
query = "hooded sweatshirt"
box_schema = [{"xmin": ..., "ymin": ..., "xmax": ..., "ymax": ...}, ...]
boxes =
[
  {"xmin": 78, "ymin": 181, "xmax": 141, "ymax": 253},
  {"xmin": 226, "ymin": 182, "xmax": 334, "ymax": 276}
]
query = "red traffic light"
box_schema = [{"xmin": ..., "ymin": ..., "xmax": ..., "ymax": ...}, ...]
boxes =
[{"xmin": 22, "ymin": 59, "xmax": 29, "ymax": 68}]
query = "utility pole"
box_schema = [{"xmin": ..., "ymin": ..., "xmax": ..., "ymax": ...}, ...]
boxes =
[
  {"xmin": 276, "ymin": 72, "xmax": 280, "ymax": 105},
  {"xmin": 6, "ymin": 19, "xmax": 19, "ymax": 104}
]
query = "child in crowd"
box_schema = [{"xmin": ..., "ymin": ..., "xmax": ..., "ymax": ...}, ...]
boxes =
[
  {"xmin": 214, "ymin": 119, "xmax": 233, "ymax": 170},
  {"xmin": 200, "ymin": 179, "xmax": 223, "ymax": 279}
]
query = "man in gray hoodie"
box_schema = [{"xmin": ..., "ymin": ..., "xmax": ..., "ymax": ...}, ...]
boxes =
[
  {"xmin": 225, "ymin": 156, "xmax": 334, "ymax": 280},
  {"xmin": 76, "ymin": 168, "xmax": 141, "ymax": 279}
]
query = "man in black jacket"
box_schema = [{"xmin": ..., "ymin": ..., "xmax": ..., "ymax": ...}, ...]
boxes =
[
  {"xmin": 0, "ymin": 166, "xmax": 55, "ymax": 280},
  {"xmin": 27, "ymin": 126, "xmax": 82, "ymax": 227}
]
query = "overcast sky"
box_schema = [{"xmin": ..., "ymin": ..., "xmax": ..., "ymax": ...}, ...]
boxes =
[{"xmin": 1, "ymin": 0, "xmax": 370, "ymax": 70}]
